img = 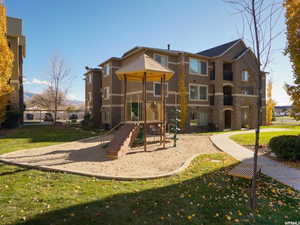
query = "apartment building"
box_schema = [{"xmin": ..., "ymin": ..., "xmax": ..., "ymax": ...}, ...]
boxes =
[
  {"xmin": 86, "ymin": 39, "xmax": 266, "ymax": 131},
  {"xmin": 6, "ymin": 16, "xmax": 26, "ymax": 123},
  {"xmin": 84, "ymin": 67, "xmax": 102, "ymax": 125}
]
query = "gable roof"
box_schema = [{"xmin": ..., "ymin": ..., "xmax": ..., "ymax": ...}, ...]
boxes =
[
  {"xmin": 122, "ymin": 46, "xmax": 210, "ymax": 60},
  {"xmin": 233, "ymin": 48, "xmax": 250, "ymax": 60},
  {"xmin": 99, "ymin": 57, "xmax": 121, "ymax": 66},
  {"xmin": 197, "ymin": 39, "xmax": 242, "ymax": 57},
  {"xmin": 122, "ymin": 46, "xmax": 181, "ymax": 58}
]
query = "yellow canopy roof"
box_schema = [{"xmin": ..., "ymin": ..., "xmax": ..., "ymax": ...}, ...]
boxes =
[{"xmin": 116, "ymin": 54, "xmax": 174, "ymax": 82}]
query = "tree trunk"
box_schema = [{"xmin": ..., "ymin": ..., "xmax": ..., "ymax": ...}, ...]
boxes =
[
  {"xmin": 54, "ymin": 90, "xmax": 58, "ymax": 127},
  {"xmin": 250, "ymin": 0, "xmax": 262, "ymax": 210},
  {"xmin": 54, "ymin": 104, "xmax": 57, "ymax": 127}
]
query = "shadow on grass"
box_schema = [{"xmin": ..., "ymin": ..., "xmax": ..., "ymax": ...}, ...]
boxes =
[
  {"xmin": 0, "ymin": 167, "xmax": 29, "ymax": 176},
  {"xmin": 2, "ymin": 143, "xmax": 111, "ymax": 166},
  {"xmin": 6, "ymin": 161, "xmax": 300, "ymax": 225},
  {"xmin": 0, "ymin": 126, "xmax": 96, "ymax": 143}
]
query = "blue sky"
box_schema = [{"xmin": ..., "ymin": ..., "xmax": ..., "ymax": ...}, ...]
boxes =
[{"xmin": 6, "ymin": 0, "xmax": 293, "ymax": 105}]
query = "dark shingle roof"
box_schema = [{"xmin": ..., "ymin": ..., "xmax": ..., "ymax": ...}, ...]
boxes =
[
  {"xmin": 197, "ymin": 39, "xmax": 242, "ymax": 57},
  {"xmin": 122, "ymin": 46, "xmax": 182, "ymax": 58}
]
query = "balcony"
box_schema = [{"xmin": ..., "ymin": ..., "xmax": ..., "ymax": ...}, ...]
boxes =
[
  {"xmin": 223, "ymin": 71, "xmax": 233, "ymax": 81},
  {"xmin": 224, "ymin": 95, "xmax": 233, "ymax": 106},
  {"xmin": 210, "ymin": 71, "xmax": 215, "ymax": 80}
]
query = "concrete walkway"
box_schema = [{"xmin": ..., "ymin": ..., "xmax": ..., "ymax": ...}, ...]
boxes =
[{"xmin": 211, "ymin": 129, "xmax": 300, "ymax": 191}]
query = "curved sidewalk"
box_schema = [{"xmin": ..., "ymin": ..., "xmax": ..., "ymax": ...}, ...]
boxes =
[{"xmin": 211, "ymin": 129, "xmax": 300, "ymax": 191}]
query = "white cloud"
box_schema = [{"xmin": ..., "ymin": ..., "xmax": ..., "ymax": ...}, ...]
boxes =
[
  {"xmin": 272, "ymin": 82, "xmax": 292, "ymax": 106},
  {"xmin": 32, "ymin": 78, "xmax": 50, "ymax": 86},
  {"xmin": 23, "ymin": 77, "xmax": 31, "ymax": 85}
]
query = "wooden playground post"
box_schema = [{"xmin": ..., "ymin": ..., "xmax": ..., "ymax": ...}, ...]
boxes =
[
  {"xmin": 160, "ymin": 77, "xmax": 163, "ymax": 144},
  {"xmin": 143, "ymin": 72, "xmax": 147, "ymax": 152},
  {"xmin": 123, "ymin": 75, "xmax": 127, "ymax": 122},
  {"xmin": 163, "ymin": 74, "xmax": 166, "ymax": 149}
]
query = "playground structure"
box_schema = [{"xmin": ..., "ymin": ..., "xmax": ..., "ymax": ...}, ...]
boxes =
[{"xmin": 104, "ymin": 53, "xmax": 174, "ymax": 159}]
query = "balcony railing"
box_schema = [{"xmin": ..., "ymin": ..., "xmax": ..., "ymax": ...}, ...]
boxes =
[
  {"xmin": 223, "ymin": 71, "xmax": 233, "ymax": 81},
  {"xmin": 210, "ymin": 71, "xmax": 215, "ymax": 80},
  {"xmin": 209, "ymin": 96, "xmax": 214, "ymax": 105},
  {"xmin": 224, "ymin": 95, "xmax": 233, "ymax": 106}
]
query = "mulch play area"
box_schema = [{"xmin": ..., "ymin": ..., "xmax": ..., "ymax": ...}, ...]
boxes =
[{"xmin": 0, "ymin": 134, "xmax": 219, "ymax": 179}]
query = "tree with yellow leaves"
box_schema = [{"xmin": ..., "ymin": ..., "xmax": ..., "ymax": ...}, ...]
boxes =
[
  {"xmin": 284, "ymin": 0, "xmax": 300, "ymax": 120},
  {"xmin": 266, "ymin": 79, "xmax": 276, "ymax": 125},
  {"xmin": 178, "ymin": 54, "xmax": 188, "ymax": 131},
  {"xmin": 0, "ymin": 1, "xmax": 14, "ymax": 124}
]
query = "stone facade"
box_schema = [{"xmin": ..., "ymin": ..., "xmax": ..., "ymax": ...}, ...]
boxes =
[
  {"xmin": 6, "ymin": 16, "xmax": 26, "ymax": 123},
  {"xmin": 87, "ymin": 40, "xmax": 266, "ymax": 131}
]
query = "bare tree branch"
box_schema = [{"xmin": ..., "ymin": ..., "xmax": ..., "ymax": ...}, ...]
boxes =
[
  {"xmin": 224, "ymin": 0, "xmax": 283, "ymax": 210},
  {"xmin": 45, "ymin": 55, "xmax": 72, "ymax": 125}
]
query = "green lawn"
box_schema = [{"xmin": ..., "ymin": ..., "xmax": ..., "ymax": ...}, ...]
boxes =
[
  {"xmin": 0, "ymin": 126, "xmax": 97, "ymax": 154},
  {"xmin": 0, "ymin": 153, "xmax": 299, "ymax": 225},
  {"xmin": 230, "ymin": 125, "xmax": 300, "ymax": 146}
]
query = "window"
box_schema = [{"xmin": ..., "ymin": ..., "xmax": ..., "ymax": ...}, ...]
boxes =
[
  {"xmin": 190, "ymin": 85, "xmax": 198, "ymax": 100},
  {"xmin": 199, "ymin": 112, "xmax": 209, "ymax": 126},
  {"xmin": 89, "ymin": 74, "xmax": 92, "ymax": 83},
  {"xmin": 102, "ymin": 111, "xmax": 110, "ymax": 122},
  {"xmin": 189, "ymin": 84, "xmax": 208, "ymax": 100},
  {"xmin": 88, "ymin": 92, "xmax": 92, "ymax": 102},
  {"xmin": 242, "ymin": 70, "xmax": 249, "ymax": 81},
  {"xmin": 190, "ymin": 111, "xmax": 208, "ymax": 126},
  {"xmin": 189, "ymin": 58, "xmax": 207, "ymax": 75},
  {"xmin": 103, "ymin": 87, "xmax": 110, "ymax": 100},
  {"xmin": 242, "ymin": 111, "xmax": 248, "ymax": 120},
  {"xmin": 241, "ymin": 87, "xmax": 254, "ymax": 95},
  {"xmin": 153, "ymin": 82, "xmax": 168, "ymax": 97},
  {"xmin": 154, "ymin": 54, "xmax": 168, "ymax": 67},
  {"xmin": 103, "ymin": 64, "xmax": 111, "ymax": 76}
]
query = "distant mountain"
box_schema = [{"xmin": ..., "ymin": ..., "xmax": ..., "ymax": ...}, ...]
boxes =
[
  {"xmin": 24, "ymin": 92, "xmax": 84, "ymax": 106},
  {"xmin": 24, "ymin": 92, "xmax": 35, "ymax": 100},
  {"xmin": 65, "ymin": 99, "xmax": 84, "ymax": 106}
]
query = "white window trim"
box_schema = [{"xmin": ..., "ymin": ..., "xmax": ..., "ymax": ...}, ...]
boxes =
[
  {"xmin": 189, "ymin": 84, "xmax": 208, "ymax": 101},
  {"xmin": 103, "ymin": 87, "xmax": 110, "ymax": 100},
  {"xmin": 189, "ymin": 57, "xmax": 208, "ymax": 76},
  {"xmin": 153, "ymin": 53, "xmax": 169, "ymax": 68},
  {"xmin": 153, "ymin": 82, "xmax": 168, "ymax": 97},
  {"xmin": 103, "ymin": 63, "xmax": 111, "ymax": 77},
  {"xmin": 242, "ymin": 70, "xmax": 249, "ymax": 81}
]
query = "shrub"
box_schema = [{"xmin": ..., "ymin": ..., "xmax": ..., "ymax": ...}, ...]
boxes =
[
  {"xmin": 2, "ymin": 111, "xmax": 21, "ymax": 129},
  {"xmin": 83, "ymin": 113, "xmax": 91, "ymax": 121},
  {"xmin": 269, "ymin": 135, "xmax": 300, "ymax": 161},
  {"xmin": 208, "ymin": 123, "xmax": 217, "ymax": 132}
]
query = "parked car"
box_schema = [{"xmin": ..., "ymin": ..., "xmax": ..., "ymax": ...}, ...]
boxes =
[
  {"xmin": 26, "ymin": 113, "xmax": 34, "ymax": 120},
  {"xmin": 69, "ymin": 114, "xmax": 78, "ymax": 120},
  {"xmin": 44, "ymin": 113, "xmax": 54, "ymax": 122}
]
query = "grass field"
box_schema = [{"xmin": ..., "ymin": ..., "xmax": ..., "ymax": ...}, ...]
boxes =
[
  {"xmin": 230, "ymin": 125, "xmax": 300, "ymax": 146},
  {"xmin": 0, "ymin": 153, "xmax": 299, "ymax": 225},
  {"xmin": 0, "ymin": 126, "xmax": 97, "ymax": 155}
]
